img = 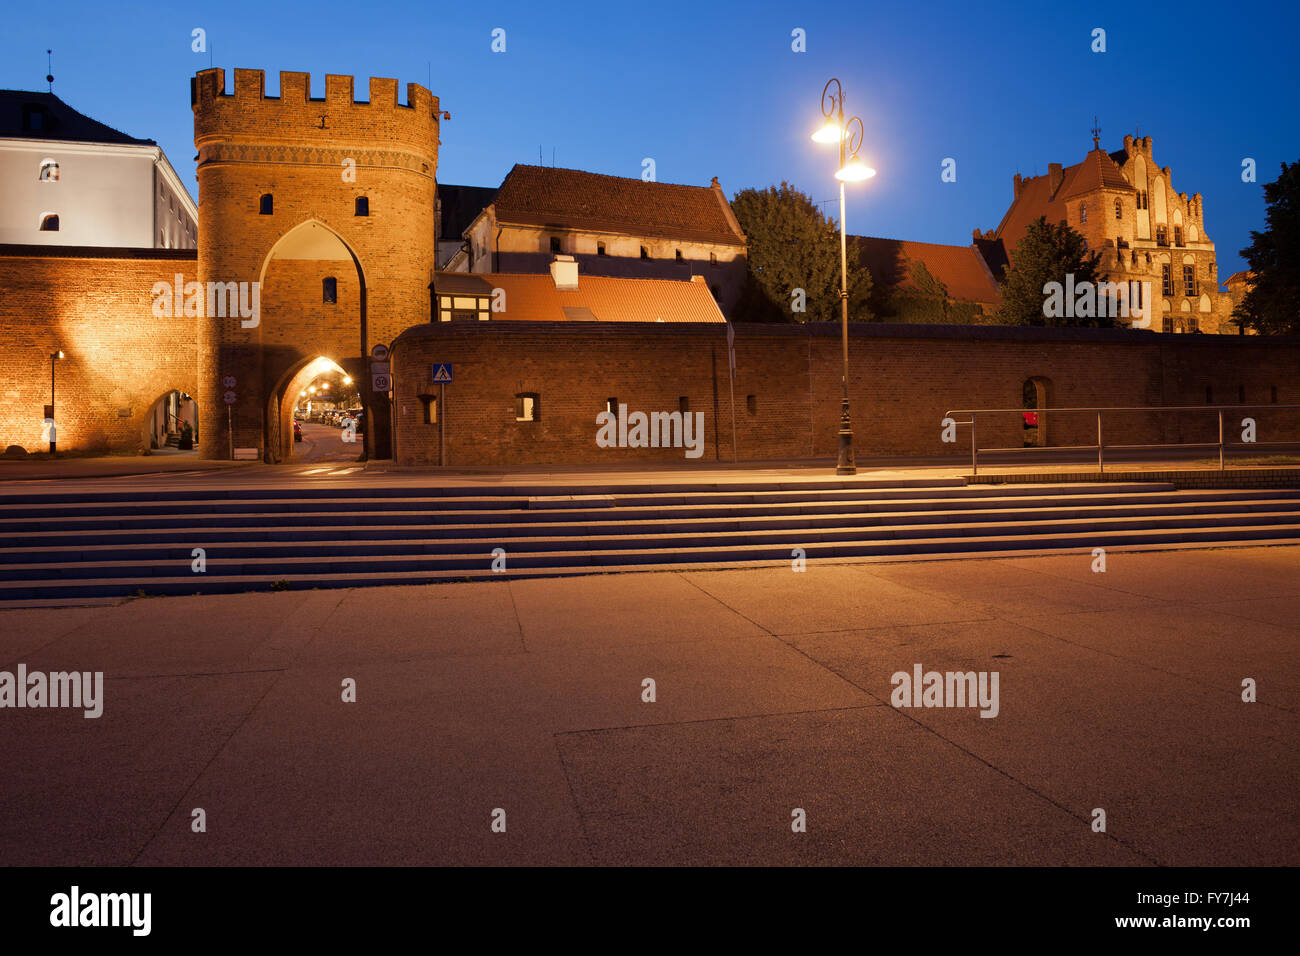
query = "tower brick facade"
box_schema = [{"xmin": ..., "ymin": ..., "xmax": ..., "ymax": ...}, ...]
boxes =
[{"xmin": 191, "ymin": 68, "xmax": 440, "ymax": 460}]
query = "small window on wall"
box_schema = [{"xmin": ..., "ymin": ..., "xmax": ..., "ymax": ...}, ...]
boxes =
[
  {"xmin": 1114, "ymin": 199, "xmax": 1122, "ymax": 220},
  {"xmin": 1174, "ymin": 226, "xmax": 1183, "ymax": 246},
  {"xmin": 39, "ymin": 159, "xmax": 59, "ymax": 182},
  {"xmin": 355, "ymin": 196, "xmax": 369, "ymax": 216},
  {"xmin": 640, "ymin": 246, "xmax": 649, "ymax": 260},
  {"xmin": 516, "ymin": 393, "xmax": 540, "ymax": 422},
  {"xmin": 418, "ymin": 394, "xmax": 437, "ymax": 424},
  {"xmin": 597, "ymin": 242, "xmax": 607, "ymax": 256},
  {"xmin": 746, "ymin": 394, "xmax": 757, "ymax": 415},
  {"xmin": 1079, "ymin": 201, "xmax": 1087, "ymax": 223},
  {"xmin": 709, "ymin": 252, "xmax": 718, "ymax": 266},
  {"xmin": 675, "ymin": 249, "xmax": 684, "ymax": 262},
  {"xmin": 323, "ymin": 277, "xmax": 338, "ymax": 304},
  {"xmin": 1183, "ymin": 265, "xmax": 1197, "ymax": 296},
  {"xmin": 550, "ymin": 236, "xmax": 561, "ymax": 253},
  {"xmin": 40, "ymin": 213, "xmax": 59, "ymax": 231},
  {"xmin": 259, "ymin": 194, "xmax": 273, "ymax": 215}
]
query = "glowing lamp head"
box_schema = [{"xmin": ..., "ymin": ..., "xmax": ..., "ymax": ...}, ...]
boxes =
[
  {"xmin": 835, "ymin": 158, "xmax": 876, "ymax": 183},
  {"xmin": 811, "ymin": 119, "xmax": 842, "ymax": 144}
]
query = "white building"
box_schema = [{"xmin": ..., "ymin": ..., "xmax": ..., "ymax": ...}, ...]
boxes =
[{"xmin": 0, "ymin": 90, "xmax": 196, "ymax": 249}]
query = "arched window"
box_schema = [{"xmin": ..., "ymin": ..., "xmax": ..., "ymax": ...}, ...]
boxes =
[
  {"xmin": 39, "ymin": 159, "xmax": 60, "ymax": 182},
  {"xmin": 259, "ymin": 194, "xmax": 273, "ymax": 215},
  {"xmin": 39, "ymin": 213, "xmax": 59, "ymax": 231},
  {"xmin": 322, "ymin": 277, "xmax": 338, "ymax": 304},
  {"xmin": 355, "ymin": 196, "xmax": 369, "ymax": 216}
]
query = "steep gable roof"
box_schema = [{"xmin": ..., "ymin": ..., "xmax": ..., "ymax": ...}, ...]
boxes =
[
  {"xmin": 994, "ymin": 145, "xmax": 1134, "ymax": 254},
  {"xmin": 436, "ymin": 184, "xmax": 497, "ymax": 242},
  {"xmin": 489, "ymin": 164, "xmax": 746, "ymax": 247},
  {"xmin": 853, "ymin": 236, "xmax": 1002, "ymax": 306},
  {"xmin": 0, "ymin": 90, "xmax": 154, "ymax": 145}
]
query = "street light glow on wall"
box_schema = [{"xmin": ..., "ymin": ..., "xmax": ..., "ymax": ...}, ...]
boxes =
[{"xmin": 812, "ymin": 77, "xmax": 874, "ymax": 475}]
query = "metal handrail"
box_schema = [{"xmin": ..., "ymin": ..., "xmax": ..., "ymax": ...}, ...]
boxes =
[{"xmin": 942, "ymin": 404, "xmax": 1300, "ymax": 475}]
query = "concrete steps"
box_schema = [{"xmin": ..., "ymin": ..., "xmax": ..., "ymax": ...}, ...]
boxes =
[{"xmin": 3, "ymin": 478, "xmax": 1299, "ymax": 603}]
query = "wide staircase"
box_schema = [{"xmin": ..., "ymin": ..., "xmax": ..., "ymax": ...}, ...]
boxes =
[{"xmin": 3, "ymin": 477, "xmax": 1300, "ymax": 603}]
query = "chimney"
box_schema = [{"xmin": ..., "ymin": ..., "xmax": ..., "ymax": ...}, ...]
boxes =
[
  {"xmin": 550, "ymin": 254, "xmax": 578, "ymax": 291},
  {"xmin": 1048, "ymin": 163, "xmax": 1064, "ymax": 198},
  {"xmin": 1123, "ymin": 133, "xmax": 1134, "ymax": 154},
  {"xmin": 1013, "ymin": 173, "xmax": 1022, "ymax": 197}
]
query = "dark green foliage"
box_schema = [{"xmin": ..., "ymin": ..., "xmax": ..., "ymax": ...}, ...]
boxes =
[
  {"xmin": 1234, "ymin": 160, "xmax": 1300, "ymax": 334},
  {"xmin": 730, "ymin": 183, "xmax": 873, "ymax": 322}
]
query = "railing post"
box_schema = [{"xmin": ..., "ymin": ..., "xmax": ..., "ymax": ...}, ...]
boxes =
[
  {"xmin": 1097, "ymin": 411, "xmax": 1103, "ymax": 475},
  {"xmin": 1218, "ymin": 409, "xmax": 1224, "ymax": 471},
  {"xmin": 971, "ymin": 413, "xmax": 977, "ymax": 476}
]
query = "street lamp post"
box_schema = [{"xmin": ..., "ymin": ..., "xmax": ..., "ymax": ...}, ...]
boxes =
[
  {"xmin": 812, "ymin": 78, "xmax": 875, "ymax": 475},
  {"xmin": 48, "ymin": 349, "xmax": 64, "ymax": 455}
]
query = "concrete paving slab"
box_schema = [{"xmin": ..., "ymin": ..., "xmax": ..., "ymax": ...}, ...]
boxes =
[
  {"xmin": 680, "ymin": 564, "xmax": 993, "ymax": 636},
  {"xmin": 783, "ymin": 619, "xmax": 1299, "ymax": 866},
  {"xmin": 556, "ymin": 707, "xmax": 1145, "ymax": 866}
]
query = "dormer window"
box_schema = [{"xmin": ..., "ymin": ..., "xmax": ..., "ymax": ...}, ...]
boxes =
[
  {"xmin": 38, "ymin": 159, "xmax": 60, "ymax": 182},
  {"xmin": 39, "ymin": 213, "xmax": 59, "ymax": 231},
  {"xmin": 259, "ymin": 193, "xmax": 273, "ymax": 215},
  {"xmin": 21, "ymin": 105, "xmax": 48, "ymax": 132}
]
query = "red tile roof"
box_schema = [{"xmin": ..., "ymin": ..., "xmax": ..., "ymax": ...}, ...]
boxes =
[
  {"xmin": 435, "ymin": 271, "xmax": 726, "ymax": 323},
  {"xmin": 994, "ymin": 147, "xmax": 1134, "ymax": 254},
  {"xmin": 853, "ymin": 236, "xmax": 1002, "ymax": 306},
  {"xmin": 489, "ymin": 165, "xmax": 747, "ymax": 247}
]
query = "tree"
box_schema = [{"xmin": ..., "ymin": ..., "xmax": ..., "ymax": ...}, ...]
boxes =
[
  {"xmin": 730, "ymin": 183, "xmax": 872, "ymax": 322},
  {"xmin": 996, "ymin": 216, "xmax": 1110, "ymax": 327},
  {"xmin": 1233, "ymin": 160, "xmax": 1300, "ymax": 335}
]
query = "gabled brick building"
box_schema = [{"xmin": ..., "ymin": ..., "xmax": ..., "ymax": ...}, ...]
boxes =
[
  {"xmin": 451, "ymin": 164, "xmax": 748, "ymax": 315},
  {"xmin": 981, "ymin": 134, "xmax": 1232, "ymax": 333}
]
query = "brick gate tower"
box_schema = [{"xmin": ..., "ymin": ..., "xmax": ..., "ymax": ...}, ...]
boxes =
[{"xmin": 190, "ymin": 68, "xmax": 439, "ymax": 461}]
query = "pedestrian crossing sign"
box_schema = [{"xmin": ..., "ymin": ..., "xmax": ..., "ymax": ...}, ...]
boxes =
[{"xmin": 432, "ymin": 363, "xmax": 453, "ymax": 383}]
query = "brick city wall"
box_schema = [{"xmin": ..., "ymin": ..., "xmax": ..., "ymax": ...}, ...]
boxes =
[
  {"xmin": 0, "ymin": 247, "xmax": 198, "ymax": 454},
  {"xmin": 390, "ymin": 321, "xmax": 1300, "ymax": 467}
]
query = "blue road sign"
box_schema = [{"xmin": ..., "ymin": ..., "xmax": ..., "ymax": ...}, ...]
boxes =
[{"xmin": 432, "ymin": 363, "xmax": 453, "ymax": 383}]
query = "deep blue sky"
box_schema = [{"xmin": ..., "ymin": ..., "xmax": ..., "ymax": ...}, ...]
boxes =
[{"xmin": 4, "ymin": 0, "xmax": 1296, "ymax": 277}]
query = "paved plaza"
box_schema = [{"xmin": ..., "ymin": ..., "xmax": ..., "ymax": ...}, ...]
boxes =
[{"xmin": 2, "ymin": 544, "xmax": 1295, "ymax": 866}]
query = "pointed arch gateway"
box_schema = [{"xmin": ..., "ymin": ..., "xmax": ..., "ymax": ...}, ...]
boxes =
[{"xmin": 256, "ymin": 219, "xmax": 390, "ymax": 462}]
